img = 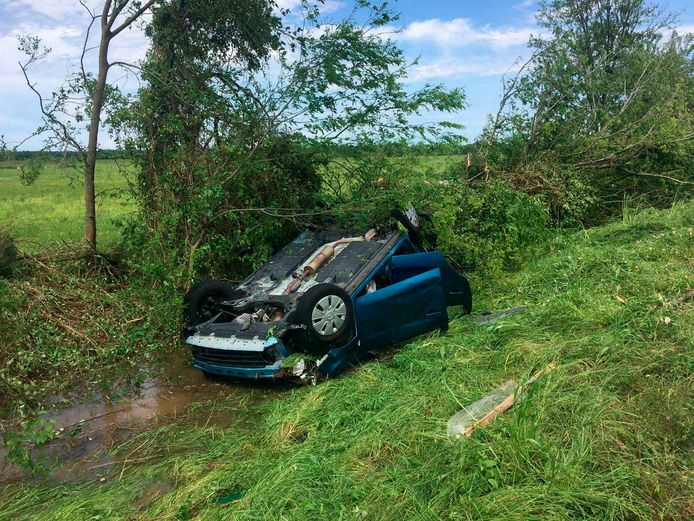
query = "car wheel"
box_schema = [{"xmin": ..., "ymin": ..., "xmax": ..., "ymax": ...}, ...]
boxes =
[
  {"xmin": 293, "ymin": 283, "xmax": 354, "ymax": 355},
  {"xmin": 183, "ymin": 279, "xmax": 236, "ymax": 327},
  {"xmin": 394, "ymin": 203, "xmax": 421, "ymax": 234}
]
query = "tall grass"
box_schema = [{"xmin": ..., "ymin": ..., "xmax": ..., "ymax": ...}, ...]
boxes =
[{"xmin": 1, "ymin": 201, "xmax": 691, "ymax": 520}]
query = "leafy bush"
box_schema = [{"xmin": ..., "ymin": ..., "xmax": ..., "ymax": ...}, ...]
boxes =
[
  {"xmin": 318, "ymin": 155, "xmax": 549, "ymax": 277},
  {"xmin": 501, "ymin": 163, "xmax": 597, "ymax": 225},
  {"xmin": 120, "ymin": 134, "xmax": 322, "ymax": 283},
  {"xmin": 430, "ymin": 179, "xmax": 549, "ymax": 276}
]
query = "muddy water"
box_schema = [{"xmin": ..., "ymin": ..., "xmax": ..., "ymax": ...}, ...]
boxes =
[{"xmin": 0, "ymin": 349, "xmax": 283, "ymax": 483}]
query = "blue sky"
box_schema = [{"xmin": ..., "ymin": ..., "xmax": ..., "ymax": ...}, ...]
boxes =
[{"xmin": 1, "ymin": 0, "xmax": 693, "ymax": 149}]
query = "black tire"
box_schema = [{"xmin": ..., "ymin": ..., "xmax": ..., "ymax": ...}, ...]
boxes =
[
  {"xmin": 292, "ymin": 283, "xmax": 354, "ymax": 355},
  {"xmin": 183, "ymin": 279, "xmax": 237, "ymax": 327},
  {"xmin": 394, "ymin": 206, "xmax": 438, "ymax": 251},
  {"xmin": 394, "ymin": 204, "xmax": 421, "ymax": 234}
]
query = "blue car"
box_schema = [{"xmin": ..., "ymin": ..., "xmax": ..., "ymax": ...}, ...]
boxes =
[{"xmin": 183, "ymin": 208, "xmax": 472, "ymax": 381}]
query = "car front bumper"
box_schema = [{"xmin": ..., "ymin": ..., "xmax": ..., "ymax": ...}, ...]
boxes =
[
  {"xmin": 186, "ymin": 330, "xmax": 363, "ymax": 380},
  {"xmin": 192, "ymin": 357, "xmax": 285, "ymax": 379},
  {"xmin": 186, "ymin": 332, "xmax": 291, "ymax": 379}
]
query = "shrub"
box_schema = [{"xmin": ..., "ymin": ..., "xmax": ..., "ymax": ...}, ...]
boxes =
[
  {"xmin": 430, "ymin": 179, "xmax": 549, "ymax": 276},
  {"xmin": 120, "ymin": 133, "xmax": 322, "ymax": 284},
  {"xmin": 501, "ymin": 162, "xmax": 597, "ymax": 226},
  {"xmin": 318, "ymin": 156, "xmax": 550, "ymax": 278}
]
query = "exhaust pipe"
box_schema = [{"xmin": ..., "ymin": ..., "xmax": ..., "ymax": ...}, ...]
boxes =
[{"xmin": 284, "ymin": 229, "xmax": 376, "ymax": 294}]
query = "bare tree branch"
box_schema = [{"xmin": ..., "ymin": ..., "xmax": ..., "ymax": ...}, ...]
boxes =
[{"xmin": 110, "ymin": 0, "xmax": 157, "ymax": 38}]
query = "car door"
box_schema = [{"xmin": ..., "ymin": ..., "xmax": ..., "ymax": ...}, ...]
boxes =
[
  {"xmin": 354, "ymin": 267, "xmax": 448, "ymax": 351},
  {"xmin": 390, "ymin": 252, "xmax": 472, "ymax": 313}
]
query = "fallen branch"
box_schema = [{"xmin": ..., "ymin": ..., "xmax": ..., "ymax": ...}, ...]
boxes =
[{"xmin": 619, "ymin": 168, "xmax": 694, "ymax": 186}]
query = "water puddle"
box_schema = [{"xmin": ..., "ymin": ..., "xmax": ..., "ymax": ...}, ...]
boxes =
[{"xmin": 0, "ymin": 349, "xmax": 284, "ymax": 483}]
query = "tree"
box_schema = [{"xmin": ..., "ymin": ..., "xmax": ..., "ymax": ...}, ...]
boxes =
[
  {"xmin": 477, "ymin": 0, "xmax": 693, "ymax": 222},
  {"xmin": 19, "ymin": 0, "xmax": 157, "ymax": 253},
  {"xmin": 121, "ymin": 0, "xmax": 466, "ymax": 281}
]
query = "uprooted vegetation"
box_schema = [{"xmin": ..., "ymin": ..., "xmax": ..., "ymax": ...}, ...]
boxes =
[
  {"xmin": 0, "ymin": 250, "xmax": 180, "ymax": 415},
  {"xmin": 1, "ymin": 201, "xmax": 691, "ymax": 520}
]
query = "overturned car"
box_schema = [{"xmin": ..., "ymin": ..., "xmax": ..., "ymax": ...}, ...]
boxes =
[{"xmin": 183, "ymin": 209, "xmax": 472, "ymax": 381}]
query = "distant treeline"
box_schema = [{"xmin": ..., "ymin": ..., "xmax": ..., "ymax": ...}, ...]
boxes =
[
  {"xmin": 2, "ymin": 143, "xmax": 473, "ymax": 162},
  {"xmin": 1, "ymin": 150, "xmax": 129, "ymax": 161}
]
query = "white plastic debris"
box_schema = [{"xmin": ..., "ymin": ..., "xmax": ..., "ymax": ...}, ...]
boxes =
[
  {"xmin": 292, "ymin": 358, "xmax": 306, "ymax": 377},
  {"xmin": 447, "ymin": 380, "xmax": 519, "ymax": 439},
  {"xmin": 447, "ymin": 364, "xmax": 557, "ymax": 439}
]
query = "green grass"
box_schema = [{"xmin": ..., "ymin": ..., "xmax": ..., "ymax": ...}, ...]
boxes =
[
  {"xmin": 0, "ymin": 155, "xmax": 462, "ymax": 253},
  {"xmin": 1, "ymin": 201, "xmax": 691, "ymax": 520},
  {"xmin": 0, "ymin": 160, "xmax": 135, "ymax": 250}
]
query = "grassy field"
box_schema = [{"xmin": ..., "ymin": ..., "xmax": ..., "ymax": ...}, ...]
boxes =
[
  {"xmin": 0, "ymin": 156, "xmax": 468, "ymax": 251},
  {"xmin": 0, "ymin": 155, "xmax": 463, "ymax": 252},
  {"xmin": 1, "ymin": 201, "xmax": 691, "ymax": 520},
  {"xmin": 0, "ymin": 160, "xmax": 135, "ymax": 250}
]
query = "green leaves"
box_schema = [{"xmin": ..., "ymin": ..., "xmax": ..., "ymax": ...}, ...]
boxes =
[
  {"xmin": 482, "ymin": 0, "xmax": 694, "ymax": 225},
  {"xmin": 2, "ymin": 416, "xmax": 56, "ymax": 476},
  {"xmin": 124, "ymin": 0, "xmax": 467, "ymax": 279}
]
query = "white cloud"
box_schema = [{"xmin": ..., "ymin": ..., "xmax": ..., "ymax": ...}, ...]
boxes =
[
  {"xmin": 400, "ymin": 18, "xmax": 534, "ymax": 49},
  {"xmin": 14, "ymin": 23, "xmax": 83, "ymax": 57},
  {"xmin": 1, "ymin": 0, "xmax": 89, "ymax": 22},
  {"xmin": 320, "ymin": 0, "xmax": 345, "ymax": 14},
  {"xmin": 275, "ymin": 0, "xmax": 302, "ymax": 10},
  {"xmin": 0, "ymin": 24, "xmax": 85, "ymax": 96},
  {"xmin": 108, "ymin": 24, "xmax": 149, "ymax": 64},
  {"xmin": 407, "ymin": 57, "xmax": 524, "ymax": 83},
  {"xmin": 514, "ymin": 0, "xmax": 535, "ymax": 10},
  {"xmin": 676, "ymin": 23, "xmax": 694, "ymax": 35},
  {"xmin": 275, "ymin": 0, "xmax": 344, "ymax": 15}
]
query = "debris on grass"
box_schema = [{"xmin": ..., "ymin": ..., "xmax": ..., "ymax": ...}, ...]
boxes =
[
  {"xmin": 472, "ymin": 307, "xmax": 526, "ymax": 325},
  {"xmin": 447, "ymin": 363, "xmax": 556, "ymax": 439},
  {"xmin": 0, "ymin": 248, "xmax": 180, "ymax": 417}
]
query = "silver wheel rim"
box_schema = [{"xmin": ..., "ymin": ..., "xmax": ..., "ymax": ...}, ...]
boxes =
[
  {"xmin": 405, "ymin": 205, "xmax": 419, "ymax": 228},
  {"xmin": 311, "ymin": 295, "xmax": 347, "ymax": 336}
]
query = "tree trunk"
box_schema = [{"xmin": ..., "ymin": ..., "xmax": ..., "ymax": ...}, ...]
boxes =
[{"xmin": 84, "ymin": 24, "xmax": 111, "ymax": 252}]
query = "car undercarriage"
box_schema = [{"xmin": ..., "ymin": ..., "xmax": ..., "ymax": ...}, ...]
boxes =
[{"xmin": 183, "ymin": 211, "xmax": 472, "ymax": 381}]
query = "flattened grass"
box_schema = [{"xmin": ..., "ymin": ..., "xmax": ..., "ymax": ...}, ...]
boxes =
[{"xmin": 1, "ymin": 201, "xmax": 692, "ymax": 520}]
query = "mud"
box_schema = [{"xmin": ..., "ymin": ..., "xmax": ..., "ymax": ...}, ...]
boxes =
[{"xmin": 0, "ymin": 349, "xmax": 282, "ymax": 483}]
